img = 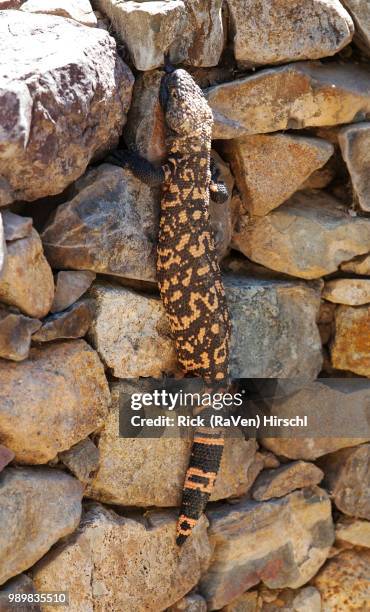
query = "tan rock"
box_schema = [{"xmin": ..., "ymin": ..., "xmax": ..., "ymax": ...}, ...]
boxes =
[
  {"xmin": 32, "ymin": 503, "xmax": 212, "ymax": 612},
  {"xmin": 252, "ymin": 461, "xmax": 323, "ymax": 501},
  {"xmin": 221, "ymin": 591, "xmax": 258, "ymax": 612},
  {"xmin": 0, "ymin": 574, "xmax": 40, "ymax": 612},
  {"xmin": 313, "ymin": 549, "xmax": 370, "ymax": 610},
  {"xmin": 258, "ymin": 586, "xmax": 321, "ymax": 612},
  {"xmin": 341, "ymin": 251, "xmax": 370, "ymax": 274},
  {"xmin": 86, "ymin": 381, "xmax": 258, "ymax": 506},
  {"xmin": 205, "ymin": 62, "xmax": 370, "ymax": 139},
  {"xmin": 0, "ymin": 307, "xmax": 41, "ymax": 361},
  {"xmin": 342, "ymin": 0, "xmax": 370, "ymax": 56},
  {"xmin": 338, "ymin": 122, "xmax": 370, "ymax": 211},
  {"xmin": 0, "ymin": 445, "xmax": 14, "ymax": 473},
  {"xmin": 0, "ymin": 340, "xmax": 110, "ymax": 463},
  {"xmin": 0, "ymin": 467, "xmax": 83, "ymax": 586},
  {"xmin": 1, "ymin": 211, "xmax": 32, "ymax": 241},
  {"xmin": 323, "ymin": 278, "xmax": 370, "ymax": 305},
  {"xmin": 222, "ymin": 134, "xmax": 333, "ymax": 216},
  {"xmin": 0, "ymin": 215, "xmax": 5, "ymax": 277},
  {"xmin": 169, "ymin": 594, "xmax": 207, "ymax": 612},
  {"xmin": 0, "ymin": 11, "xmax": 133, "ymax": 205},
  {"xmin": 20, "ymin": 0, "xmax": 97, "ymax": 26},
  {"xmin": 59, "ymin": 438, "xmax": 99, "ymax": 484},
  {"xmin": 233, "ymin": 190, "xmax": 370, "ymax": 279},
  {"xmin": 200, "ymin": 487, "xmax": 334, "ymax": 609},
  {"xmin": 94, "ymin": 0, "xmax": 224, "ymax": 71},
  {"xmin": 335, "ymin": 517, "xmax": 370, "ymax": 548},
  {"xmin": 0, "ymin": 229, "xmax": 54, "ymax": 318},
  {"xmin": 32, "ymin": 299, "xmax": 93, "ymax": 342},
  {"xmin": 51, "ymin": 270, "xmax": 96, "ymax": 313},
  {"xmin": 331, "ymin": 304, "xmax": 370, "ymax": 375}
]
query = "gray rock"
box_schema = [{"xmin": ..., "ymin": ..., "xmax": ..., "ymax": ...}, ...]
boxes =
[
  {"xmin": 168, "ymin": 594, "xmax": 207, "ymax": 612},
  {"xmin": 20, "ymin": 0, "xmax": 97, "ymax": 26},
  {"xmin": 0, "ymin": 574, "xmax": 40, "ymax": 612},
  {"xmin": 32, "ymin": 300, "xmax": 93, "ymax": 342},
  {"xmin": 338, "ymin": 122, "xmax": 370, "ymax": 211},
  {"xmin": 59, "ymin": 437, "xmax": 99, "ymax": 484},
  {"xmin": 0, "ymin": 446, "xmax": 14, "ymax": 474},
  {"xmin": 0, "ymin": 215, "xmax": 5, "ymax": 278},
  {"xmin": 0, "ymin": 467, "xmax": 83, "ymax": 586},
  {"xmin": 51, "ymin": 271, "xmax": 96, "ymax": 313},
  {"xmin": 0, "ymin": 306, "xmax": 41, "ymax": 361},
  {"xmin": 342, "ymin": 0, "xmax": 370, "ymax": 56},
  {"xmin": 251, "ymin": 461, "xmax": 324, "ymax": 501},
  {"xmin": 1, "ymin": 211, "xmax": 32, "ymax": 242}
]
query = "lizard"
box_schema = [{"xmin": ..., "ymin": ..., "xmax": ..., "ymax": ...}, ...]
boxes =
[{"xmin": 107, "ymin": 66, "xmax": 231, "ymax": 546}]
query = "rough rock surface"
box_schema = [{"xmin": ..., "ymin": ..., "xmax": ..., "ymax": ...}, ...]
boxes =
[
  {"xmin": 59, "ymin": 438, "xmax": 100, "ymax": 484},
  {"xmin": 0, "ymin": 445, "xmax": 14, "ymax": 473},
  {"xmin": 319, "ymin": 444, "xmax": 370, "ymax": 519},
  {"xmin": 251, "ymin": 461, "xmax": 323, "ymax": 501},
  {"xmin": 313, "ymin": 549, "xmax": 370, "ymax": 610},
  {"xmin": 94, "ymin": 0, "xmax": 224, "ymax": 71},
  {"xmin": 338, "ymin": 122, "xmax": 370, "ymax": 211},
  {"xmin": 0, "ymin": 229, "xmax": 54, "ymax": 318},
  {"xmin": 222, "ymin": 134, "xmax": 334, "ymax": 216},
  {"xmin": 51, "ymin": 271, "xmax": 96, "ymax": 313},
  {"xmin": 331, "ymin": 304, "xmax": 370, "ymax": 376},
  {"xmin": 0, "ymin": 574, "xmax": 41, "ymax": 612},
  {"xmin": 0, "ymin": 215, "xmax": 5, "ymax": 277},
  {"xmin": 1, "ymin": 211, "xmax": 32, "ymax": 242},
  {"xmin": 0, "ymin": 467, "xmax": 83, "ymax": 586},
  {"xmin": 233, "ymin": 190, "xmax": 370, "ymax": 279},
  {"xmin": 200, "ymin": 487, "xmax": 334, "ymax": 609},
  {"xmin": 32, "ymin": 300, "xmax": 93, "ymax": 342},
  {"xmin": 323, "ymin": 278, "xmax": 370, "ymax": 305},
  {"xmin": 86, "ymin": 381, "xmax": 258, "ymax": 506},
  {"xmin": 226, "ymin": 0, "xmax": 353, "ymax": 68},
  {"xmin": 221, "ymin": 591, "xmax": 258, "ymax": 612},
  {"xmin": 0, "ymin": 11, "xmax": 133, "ymax": 205},
  {"xmin": 0, "ymin": 307, "xmax": 41, "ymax": 361},
  {"xmin": 0, "ymin": 340, "xmax": 110, "ymax": 463},
  {"xmin": 205, "ymin": 62, "xmax": 370, "ymax": 138},
  {"xmin": 341, "ymin": 251, "xmax": 370, "ymax": 274},
  {"xmin": 32, "ymin": 503, "xmax": 212, "ymax": 612},
  {"xmin": 342, "ymin": 0, "xmax": 370, "ymax": 56},
  {"xmin": 335, "ymin": 517, "xmax": 370, "ymax": 548},
  {"xmin": 258, "ymin": 586, "xmax": 321, "ymax": 612},
  {"xmin": 168, "ymin": 594, "xmax": 207, "ymax": 612},
  {"xmin": 20, "ymin": 0, "xmax": 97, "ymax": 26}
]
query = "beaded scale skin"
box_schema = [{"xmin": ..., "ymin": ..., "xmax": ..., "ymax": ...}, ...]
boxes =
[{"xmin": 108, "ymin": 68, "xmax": 231, "ymax": 546}]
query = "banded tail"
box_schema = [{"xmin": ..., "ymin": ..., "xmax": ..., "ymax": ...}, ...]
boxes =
[{"xmin": 176, "ymin": 429, "xmax": 224, "ymax": 546}]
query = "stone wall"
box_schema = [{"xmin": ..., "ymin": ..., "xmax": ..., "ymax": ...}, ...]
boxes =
[{"xmin": 0, "ymin": 1, "xmax": 370, "ymax": 610}]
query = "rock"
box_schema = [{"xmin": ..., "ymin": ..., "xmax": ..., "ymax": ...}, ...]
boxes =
[
  {"xmin": 1, "ymin": 211, "xmax": 32, "ymax": 242},
  {"xmin": 221, "ymin": 591, "xmax": 258, "ymax": 611},
  {"xmin": 226, "ymin": 0, "xmax": 353, "ymax": 68},
  {"xmin": 59, "ymin": 438, "xmax": 99, "ymax": 484},
  {"xmin": 252, "ymin": 461, "xmax": 324, "ymax": 502},
  {"xmin": 258, "ymin": 586, "xmax": 321, "ymax": 612},
  {"xmin": 0, "ymin": 574, "xmax": 41, "ymax": 612},
  {"xmin": 51, "ymin": 271, "xmax": 96, "ymax": 313},
  {"xmin": 0, "ymin": 467, "xmax": 83, "ymax": 586},
  {"xmin": 0, "ymin": 307, "xmax": 41, "ymax": 361},
  {"xmin": 331, "ymin": 304, "xmax": 370, "ymax": 376},
  {"xmin": 0, "ymin": 229, "xmax": 54, "ymax": 318},
  {"xmin": 0, "ymin": 446, "xmax": 14, "ymax": 473},
  {"xmin": 222, "ymin": 134, "xmax": 333, "ymax": 216},
  {"xmin": 200, "ymin": 487, "xmax": 334, "ymax": 609},
  {"xmin": 20, "ymin": 0, "xmax": 97, "ymax": 26},
  {"xmin": 323, "ymin": 278, "xmax": 370, "ymax": 305},
  {"xmin": 0, "ymin": 216, "xmax": 5, "ymax": 278},
  {"xmin": 205, "ymin": 62, "xmax": 370, "ymax": 139},
  {"xmin": 233, "ymin": 190, "xmax": 370, "ymax": 279},
  {"xmin": 342, "ymin": 0, "xmax": 370, "ymax": 56},
  {"xmin": 260, "ymin": 379, "xmax": 370, "ymax": 460},
  {"xmin": 0, "ymin": 11, "xmax": 133, "ymax": 206},
  {"xmin": 318, "ymin": 301, "xmax": 335, "ymax": 346},
  {"xmin": 258, "ymin": 450, "xmax": 280, "ymax": 470},
  {"xmin": 313, "ymin": 549, "xmax": 370, "ymax": 610},
  {"xmin": 32, "ymin": 300, "xmax": 93, "ymax": 342},
  {"xmin": 338, "ymin": 123, "xmax": 370, "ymax": 211},
  {"xmin": 319, "ymin": 443, "xmax": 370, "ymax": 519},
  {"xmin": 169, "ymin": 594, "xmax": 207, "ymax": 612},
  {"xmin": 335, "ymin": 517, "xmax": 370, "ymax": 548},
  {"xmin": 86, "ymin": 381, "xmax": 258, "ymax": 506},
  {"xmin": 0, "ymin": 340, "xmax": 110, "ymax": 463},
  {"xmin": 0, "ymin": 1, "xmax": 23, "ymax": 7},
  {"xmin": 291, "ymin": 587, "xmax": 321, "ymax": 612},
  {"xmin": 32, "ymin": 503, "xmax": 212, "ymax": 612},
  {"xmin": 94, "ymin": 0, "xmax": 224, "ymax": 71},
  {"xmin": 341, "ymin": 251, "xmax": 370, "ymax": 274}
]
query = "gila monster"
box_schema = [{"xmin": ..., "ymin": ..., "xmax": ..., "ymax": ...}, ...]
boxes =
[{"xmin": 107, "ymin": 67, "xmax": 231, "ymax": 546}]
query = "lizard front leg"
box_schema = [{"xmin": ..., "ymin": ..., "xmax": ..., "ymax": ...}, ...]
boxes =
[{"xmin": 106, "ymin": 149, "xmax": 166, "ymax": 187}]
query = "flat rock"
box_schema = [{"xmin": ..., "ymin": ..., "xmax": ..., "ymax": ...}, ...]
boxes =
[
  {"xmin": 200, "ymin": 487, "xmax": 334, "ymax": 610},
  {"xmin": 319, "ymin": 443, "xmax": 370, "ymax": 519},
  {"xmin": 51, "ymin": 271, "xmax": 96, "ymax": 313},
  {"xmin": 226, "ymin": 0, "xmax": 353, "ymax": 68},
  {"xmin": 0, "ymin": 340, "xmax": 110, "ymax": 463},
  {"xmin": 1, "ymin": 211, "xmax": 32, "ymax": 242},
  {"xmin": 252, "ymin": 461, "xmax": 324, "ymax": 501},
  {"xmin": 94, "ymin": 0, "xmax": 224, "ymax": 71},
  {"xmin": 205, "ymin": 62, "xmax": 370, "ymax": 139},
  {"xmin": 0, "ymin": 229, "xmax": 54, "ymax": 318},
  {"xmin": 168, "ymin": 594, "xmax": 207, "ymax": 612},
  {"xmin": 0, "ymin": 11, "xmax": 133, "ymax": 205},
  {"xmin": 331, "ymin": 304, "xmax": 370, "ymax": 376},
  {"xmin": 222, "ymin": 134, "xmax": 333, "ymax": 216},
  {"xmin": 59, "ymin": 438, "xmax": 99, "ymax": 484},
  {"xmin": 32, "ymin": 503, "xmax": 212, "ymax": 612},
  {"xmin": 341, "ymin": 251, "xmax": 370, "ymax": 274},
  {"xmin": 0, "ymin": 574, "xmax": 40, "ymax": 612},
  {"xmin": 32, "ymin": 300, "xmax": 93, "ymax": 342},
  {"xmin": 20, "ymin": 0, "xmax": 97, "ymax": 26},
  {"xmin": 0, "ymin": 445, "xmax": 14, "ymax": 473},
  {"xmin": 338, "ymin": 122, "xmax": 370, "ymax": 211},
  {"xmin": 323, "ymin": 278, "xmax": 370, "ymax": 305},
  {"xmin": 260, "ymin": 379, "xmax": 370, "ymax": 460},
  {"xmin": 86, "ymin": 381, "xmax": 258, "ymax": 506},
  {"xmin": 335, "ymin": 517, "xmax": 370, "ymax": 548},
  {"xmin": 342, "ymin": 0, "xmax": 370, "ymax": 56},
  {"xmin": 233, "ymin": 190, "xmax": 370, "ymax": 279},
  {"xmin": 313, "ymin": 549, "xmax": 370, "ymax": 610},
  {"xmin": 0, "ymin": 307, "xmax": 41, "ymax": 361},
  {"xmin": 0, "ymin": 467, "xmax": 83, "ymax": 586}
]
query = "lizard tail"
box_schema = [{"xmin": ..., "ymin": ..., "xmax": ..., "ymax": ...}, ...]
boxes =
[{"xmin": 176, "ymin": 429, "xmax": 224, "ymax": 546}]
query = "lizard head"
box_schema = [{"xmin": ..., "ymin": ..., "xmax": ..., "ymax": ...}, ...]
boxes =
[{"xmin": 159, "ymin": 69, "xmax": 213, "ymax": 137}]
